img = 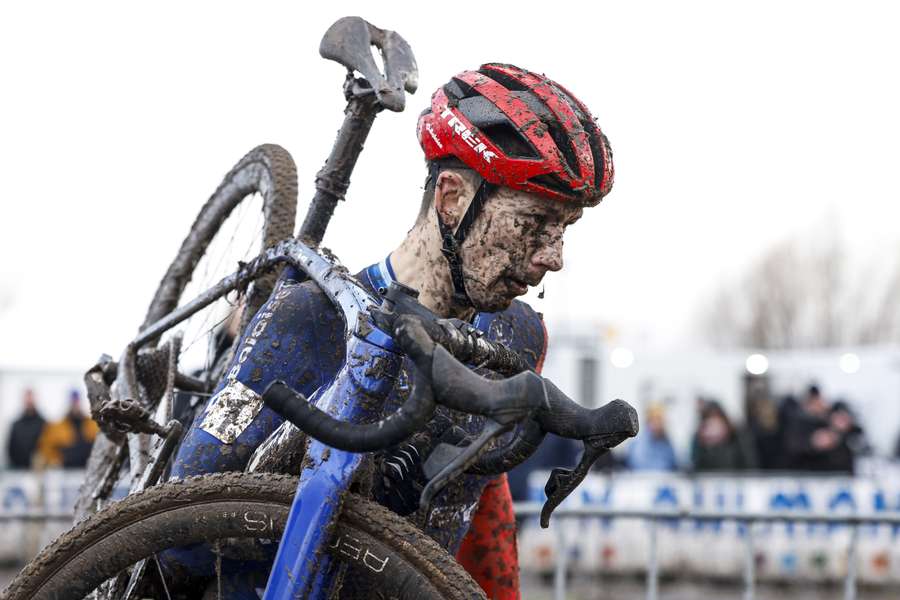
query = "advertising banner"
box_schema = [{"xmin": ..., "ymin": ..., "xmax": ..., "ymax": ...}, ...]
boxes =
[{"xmin": 519, "ymin": 468, "xmax": 900, "ymax": 583}]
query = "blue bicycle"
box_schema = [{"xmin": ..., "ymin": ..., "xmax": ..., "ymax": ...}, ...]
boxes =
[
  {"xmin": 4, "ymin": 17, "xmax": 638, "ymax": 599},
  {"xmin": 4, "ymin": 229, "xmax": 637, "ymax": 600}
]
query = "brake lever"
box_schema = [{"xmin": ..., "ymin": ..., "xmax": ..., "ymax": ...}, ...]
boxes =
[
  {"xmin": 539, "ymin": 431, "xmax": 633, "ymax": 528},
  {"xmin": 419, "ymin": 418, "xmax": 513, "ymax": 510}
]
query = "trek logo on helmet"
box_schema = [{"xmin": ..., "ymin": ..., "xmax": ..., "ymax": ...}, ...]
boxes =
[{"xmin": 439, "ymin": 107, "xmax": 497, "ymax": 163}]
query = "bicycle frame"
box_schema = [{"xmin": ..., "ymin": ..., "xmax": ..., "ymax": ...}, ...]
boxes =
[
  {"xmin": 255, "ymin": 244, "xmax": 404, "ymax": 599},
  {"xmin": 125, "ymin": 238, "xmax": 409, "ymax": 598},
  {"xmin": 85, "ymin": 234, "xmax": 637, "ymax": 599},
  {"xmin": 262, "ymin": 335, "xmax": 401, "ymax": 598}
]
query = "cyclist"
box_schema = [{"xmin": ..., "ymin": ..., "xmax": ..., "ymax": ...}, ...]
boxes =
[{"xmin": 169, "ymin": 62, "xmax": 614, "ymax": 599}]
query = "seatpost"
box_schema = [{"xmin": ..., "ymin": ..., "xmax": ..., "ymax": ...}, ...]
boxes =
[
  {"xmin": 298, "ymin": 85, "xmax": 380, "ymax": 245},
  {"xmin": 298, "ymin": 16, "xmax": 417, "ymax": 246}
]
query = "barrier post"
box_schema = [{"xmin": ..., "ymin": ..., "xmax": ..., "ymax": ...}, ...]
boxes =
[
  {"xmin": 844, "ymin": 523, "xmax": 858, "ymax": 600},
  {"xmin": 646, "ymin": 517, "xmax": 659, "ymax": 600},
  {"xmin": 742, "ymin": 519, "xmax": 755, "ymax": 600},
  {"xmin": 554, "ymin": 519, "xmax": 567, "ymax": 600}
]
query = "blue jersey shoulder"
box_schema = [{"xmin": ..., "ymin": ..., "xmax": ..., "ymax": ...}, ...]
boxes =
[
  {"xmin": 225, "ymin": 266, "xmax": 346, "ymax": 399},
  {"xmin": 473, "ymin": 299, "xmax": 547, "ymax": 372},
  {"xmin": 171, "ymin": 264, "xmax": 547, "ymax": 482}
]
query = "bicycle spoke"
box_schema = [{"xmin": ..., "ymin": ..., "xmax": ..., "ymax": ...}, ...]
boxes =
[
  {"xmin": 120, "ymin": 557, "xmax": 147, "ymax": 600},
  {"xmin": 208, "ymin": 190, "xmax": 252, "ymax": 276},
  {"xmin": 153, "ymin": 553, "xmax": 173, "ymax": 600},
  {"xmin": 238, "ymin": 196, "xmax": 265, "ymax": 258},
  {"xmin": 181, "ymin": 307, "xmax": 234, "ymax": 357},
  {"xmin": 175, "ymin": 191, "xmax": 267, "ymax": 374}
]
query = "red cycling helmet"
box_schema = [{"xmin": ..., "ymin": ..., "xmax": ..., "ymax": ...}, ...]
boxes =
[{"xmin": 417, "ymin": 63, "xmax": 614, "ymax": 206}]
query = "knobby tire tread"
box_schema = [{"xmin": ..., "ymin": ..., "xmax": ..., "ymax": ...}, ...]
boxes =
[
  {"xmin": 142, "ymin": 143, "xmax": 298, "ymax": 328},
  {"xmin": 3, "ymin": 472, "xmax": 485, "ymax": 600}
]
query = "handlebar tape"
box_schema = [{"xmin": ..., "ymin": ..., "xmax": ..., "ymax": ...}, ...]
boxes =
[
  {"xmin": 431, "ymin": 341, "xmax": 639, "ymax": 442},
  {"xmin": 430, "ymin": 345, "xmax": 545, "ymax": 423},
  {"xmin": 538, "ymin": 380, "xmax": 639, "ymax": 441},
  {"xmin": 261, "ymin": 315, "xmax": 440, "ymax": 452},
  {"xmin": 263, "ymin": 371, "xmax": 434, "ymax": 452}
]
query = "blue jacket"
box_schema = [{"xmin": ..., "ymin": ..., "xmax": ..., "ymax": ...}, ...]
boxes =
[
  {"xmin": 170, "ymin": 256, "xmax": 547, "ymax": 553},
  {"xmin": 625, "ymin": 432, "xmax": 678, "ymax": 471}
]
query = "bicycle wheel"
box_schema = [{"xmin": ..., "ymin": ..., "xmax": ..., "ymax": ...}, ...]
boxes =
[
  {"xmin": 76, "ymin": 144, "xmax": 299, "ymax": 518},
  {"xmin": 3, "ymin": 473, "xmax": 485, "ymax": 600},
  {"xmin": 141, "ymin": 143, "xmax": 298, "ymax": 331}
]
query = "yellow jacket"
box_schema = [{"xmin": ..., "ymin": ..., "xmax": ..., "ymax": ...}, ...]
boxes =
[{"xmin": 35, "ymin": 415, "xmax": 99, "ymax": 468}]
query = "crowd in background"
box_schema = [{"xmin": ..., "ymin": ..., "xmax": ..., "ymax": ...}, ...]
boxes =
[
  {"xmin": 0, "ymin": 382, "xmax": 879, "ymax": 487},
  {"xmin": 507, "ymin": 382, "xmax": 874, "ymax": 501},
  {"xmin": 625, "ymin": 383, "xmax": 870, "ymax": 475},
  {"xmin": 6, "ymin": 388, "xmax": 98, "ymax": 470}
]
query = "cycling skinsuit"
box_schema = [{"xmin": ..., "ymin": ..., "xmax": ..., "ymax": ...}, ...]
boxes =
[{"xmin": 169, "ymin": 256, "xmax": 547, "ymax": 599}]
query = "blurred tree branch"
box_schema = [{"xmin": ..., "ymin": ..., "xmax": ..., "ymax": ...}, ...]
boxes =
[{"xmin": 701, "ymin": 230, "xmax": 900, "ymax": 349}]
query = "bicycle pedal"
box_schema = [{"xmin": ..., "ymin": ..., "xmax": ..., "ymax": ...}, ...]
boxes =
[{"xmin": 98, "ymin": 398, "xmax": 167, "ymax": 437}]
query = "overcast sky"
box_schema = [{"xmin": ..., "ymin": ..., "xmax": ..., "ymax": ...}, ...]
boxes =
[{"xmin": 2, "ymin": 1, "xmax": 899, "ymax": 369}]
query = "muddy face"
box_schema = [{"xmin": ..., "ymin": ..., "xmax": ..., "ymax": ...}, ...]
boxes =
[{"xmin": 460, "ymin": 187, "xmax": 583, "ymax": 312}]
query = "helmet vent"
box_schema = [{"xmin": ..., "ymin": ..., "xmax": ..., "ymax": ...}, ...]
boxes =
[
  {"xmin": 477, "ymin": 68, "xmax": 530, "ymax": 92},
  {"xmin": 582, "ymin": 119, "xmax": 608, "ymax": 194},
  {"xmin": 480, "ymin": 123, "xmax": 540, "ymax": 159},
  {"xmin": 444, "ymin": 77, "xmax": 480, "ymax": 103},
  {"xmin": 546, "ymin": 120, "xmax": 581, "ymax": 177},
  {"xmin": 529, "ymin": 173, "xmax": 575, "ymax": 198}
]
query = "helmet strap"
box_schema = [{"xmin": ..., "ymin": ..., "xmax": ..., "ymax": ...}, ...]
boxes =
[{"xmin": 432, "ymin": 163, "xmax": 494, "ymax": 309}]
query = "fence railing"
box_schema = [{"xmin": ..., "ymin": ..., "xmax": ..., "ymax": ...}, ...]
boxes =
[
  {"xmin": 513, "ymin": 502, "xmax": 900, "ymax": 600},
  {"xmin": 0, "ymin": 512, "xmax": 72, "ymax": 522}
]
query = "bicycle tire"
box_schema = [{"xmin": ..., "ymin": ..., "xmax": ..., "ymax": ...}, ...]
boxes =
[
  {"xmin": 75, "ymin": 145, "xmax": 299, "ymax": 519},
  {"xmin": 142, "ymin": 143, "xmax": 298, "ymax": 329},
  {"xmin": 3, "ymin": 472, "xmax": 485, "ymax": 600}
]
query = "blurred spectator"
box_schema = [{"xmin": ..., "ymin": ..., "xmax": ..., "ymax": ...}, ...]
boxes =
[
  {"xmin": 772, "ymin": 394, "xmax": 801, "ymax": 469},
  {"xmin": 746, "ymin": 394, "xmax": 783, "ymax": 470},
  {"xmin": 782, "ymin": 384, "xmax": 854, "ymax": 473},
  {"xmin": 626, "ymin": 403, "xmax": 677, "ymax": 471},
  {"xmin": 829, "ymin": 400, "xmax": 869, "ymax": 469},
  {"xmin": 6, "ymin": 388, "xmax": 45, "ymax": 469},
  {"xmin": 691, "ymin": 400, "xmax": 757, "ymax": 471},
  {"xmin": 35, "ymin": 390, "xmax": 99, "ymax": 469}
]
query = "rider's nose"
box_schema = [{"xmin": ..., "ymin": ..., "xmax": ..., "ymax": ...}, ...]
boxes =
[{"xmin": 531, "ymin": 240, "xmax": 563, "ymax": 273}]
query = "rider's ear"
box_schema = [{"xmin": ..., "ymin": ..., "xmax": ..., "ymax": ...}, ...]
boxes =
[{"xmin": 433, "ymin": 171, "xmax": 470, "ymax": 230}]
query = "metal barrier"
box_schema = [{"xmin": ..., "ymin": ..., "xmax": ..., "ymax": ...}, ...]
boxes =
[
  {"xmin": 0, "ymin": 512, "xmax": 73, "ymax": 522},
  {"xmin": 514, "ymin": 502, "xmax": 900, "ymax": 600}
]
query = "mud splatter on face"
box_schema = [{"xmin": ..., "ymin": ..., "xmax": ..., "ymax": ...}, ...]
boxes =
[
  {"xmin": 392, "ymin": 171, "xmax": 585, "ymax": 319},
  {"xmin": 460, "ymin": 188, "xmax": 583, "ymax": 313}
]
